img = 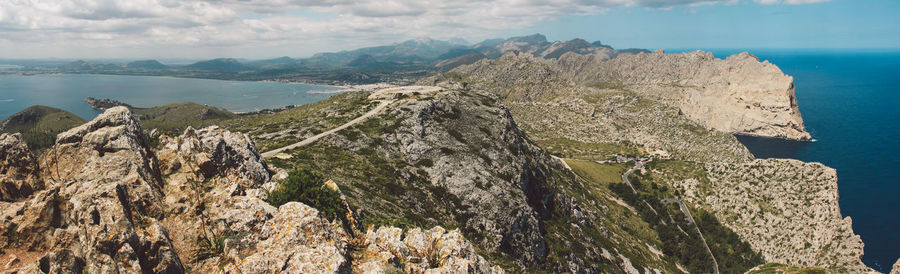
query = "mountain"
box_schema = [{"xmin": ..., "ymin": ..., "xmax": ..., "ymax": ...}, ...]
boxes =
[
  {"xmin": 305, "ymin": 38, "xmax": 470, "ymax": 67},
  {"xmin": 424, "ymin": 49, "xmax": 870, "ymax": 271},
  {"xmin": 36, "ymin": 34, "xmax": 653, "ymax": 85},
  {"xmin": 185, "ymin": 58, "xmax": 248, "ymax": 72},
  {"xmin": 434, "ymin": 52, "xmax": 486, "ymax": 72},
  {"xmin": 0, "ymin": 66, "xmax": 874, "ymax": 273},
  {"xmin": 126, "ymin": 59, "xmax": 168, "ymax": 69},
  {"xmin": 0, "ymin": 105, "xmax": 85, "ymax": 150}
]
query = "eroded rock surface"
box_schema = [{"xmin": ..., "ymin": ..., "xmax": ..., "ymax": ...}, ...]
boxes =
[
  {"xmin": 2, "ymin": 106, "xmax": 183, "ymax": 272},
  {"xmin": 674, "ymin": 159, "xmax": 871, "ymax": 272},
  {"xmin": 356, "ymin": 226, "xmax": 503, "ymax": 273},
  {"xmin": 0, "ymin": 133, "xmax": 42, "ymax": 201},
  {"xmin": 1, "ymin": 107, "xmax": 502, "ymax": 273},
  {"xmin": 439, "ymin": 50, "xmax": 811, "ymax": 140},
  {"xmin": 575, "ymin": 50, "xmax": 810, "ymax": 140}
]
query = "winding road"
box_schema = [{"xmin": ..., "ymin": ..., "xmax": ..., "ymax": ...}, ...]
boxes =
[
  {"xmin": 260, "ymin": 86, "xmax": 443, "ymax": 158},
  {"xmin": 621, "ymin": 159, "xmax": 719, "ymax": 274}
]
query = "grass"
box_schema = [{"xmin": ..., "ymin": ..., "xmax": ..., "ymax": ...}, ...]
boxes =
[
  {"xmin": 564, "ymin": 159, "xmax": 630, "ymax": 185},
  {"xmin": 537, "ymin": 138, "xmax": 641, "ymax": 159},
  {"xmin": 586, "ymin": 80, "xmax": 625, "ymax": 90},
  {"xmin": 133, "ymin": 102, "xmax": 237, "ymax": 132},
  {"xmin": 748, "ymin": 263, "xmax": 830, "ymax": 274}
]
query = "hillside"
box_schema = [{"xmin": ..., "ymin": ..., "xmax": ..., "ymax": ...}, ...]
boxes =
[
  {"xmin": 0, "ymin": 105, "xmax": 85, "ymax": 151},
  {"xmin": 424, "ymin": 51, "xmax": 871, "ymax": 271},
  {"xmin": 0, "ymin": 37, "xmax": 877, "ymax": 273}
]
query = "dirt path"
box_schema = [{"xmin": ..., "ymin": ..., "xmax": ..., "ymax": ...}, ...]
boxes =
[
  {"xmin": 662, "ymin": 198, "xmax": 720, "ymax": 274},
  {"xmin": 622, "ymin": 159, "xmax": 719, "ymax": 274},
  {"xmin": 260, "ymin": 86, "xmax": 443, "ymax": 158}
]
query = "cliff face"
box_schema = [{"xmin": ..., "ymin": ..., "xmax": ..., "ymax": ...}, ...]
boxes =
[
  {"xmin": 0, "ymin": 107, "xmax": 500, "ymax": 273},
  {"xmin": 572, "ymin": 50, "xmax": 811, "ymax": 140},
  {"xmin": 429, "ymin": 53, "xmax": 754, "ymax": 163},
  {"xmin": 426, "ymin": 53, "xmax": 870, "ymax": 271},
  {"xmin": 674, "ymin": 159, "xmax": 868, "ymax": 272},
  {"xmin": 442, "ymin": 50, "xmax": 811, "ymax": 140}
]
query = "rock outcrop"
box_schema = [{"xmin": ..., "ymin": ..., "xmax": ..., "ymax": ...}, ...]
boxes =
[
  {"xmin": 891, "ymin": 258, "xmax": 900, "ymax": 274},
  {"xmin": 439, "ymin": 50, "xmax": 811, "ymax": 140},
  {"xmin": 0, "ymin": 133, "xmax": 42, "ymax": 201},
  {"xmin": 1, "ymin": 106, "xmax": 500, "ymax": 273},
  {"xmin": 225, "ymin": 202, "xmax": 350, "ymax": 272},
  {"xmin": 574, "ymin": 50, "xmax": 811, "ymax": 140},
  {"xmin": 673, "ymin": 159, "xmax": 871, "ymax": 272},
  {"xmin": 84, "ymin": 97, "xmax": 133, "ymax": 111},
  {"xmin": 2, "ymin": 106, "xmax": 184, "ymax": 272},
  {"xmin": 356, "ymin": 226, "xmax": 503, "ymax": 273}
]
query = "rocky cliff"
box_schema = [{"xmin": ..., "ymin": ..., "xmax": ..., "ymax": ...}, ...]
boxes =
[
  {"xmin": 440, "ymin": 50, "xmax": 811, "ymax": 141},
  {"xmin": 671, "ymin": 159, "xmax": 869, "ymax": 272},
  {"xmin": 571, "ymin": 50, "xmax": 811, "ymax": 140},
  {"xmin": 0, "ymin": 107, "xmax": 501, "ymax": 273},
  {"xmin": 426, "ymin": 52, "xmax": 870, "ymax": 271}
]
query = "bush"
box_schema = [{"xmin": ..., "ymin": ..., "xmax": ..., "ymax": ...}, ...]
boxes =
[{"xmin": 266, "ymin": 168, "xmax": 346, "ymax": 222}]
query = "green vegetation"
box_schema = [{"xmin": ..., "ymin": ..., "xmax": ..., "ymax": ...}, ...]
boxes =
[
  {"xmin": 266, "ymin": 168, "xmax": 346, "ymax": 222},
  {"xmin": 195, "ymin": 230, "xmax": 227, "ymax": 262},
  {"xmin": 537, "ymin": 138, "xmax": 641, "ymax": 159},
  {"xmin": 748, "ymin": 263, "xmax": 831, "ymax": 274},
  {"xmin": 624, "ymin": 161, "xmax": 764, "ymax": 273},
  {"xmin": 133, "ymin": 102, "xmax": 237, "ymax": 132},
  {"xmin": 586, "ymin": 80, "xmax": 625, "ymax": 90},
  {"xmin": 564, "ymin": 159, "xmax": 629, "ymax": 185},
  {"xmin": 0, "ymin": 105, "xmax": 86, "ymax": 151}
]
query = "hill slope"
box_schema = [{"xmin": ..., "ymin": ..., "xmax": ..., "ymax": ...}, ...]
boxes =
[{"xmin": 0, "ymin": 105, "xmax": 86, "ymax": 150}]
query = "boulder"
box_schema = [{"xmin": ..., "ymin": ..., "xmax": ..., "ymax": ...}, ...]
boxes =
[
  {"xmin": 0, "ymin": 133, "xmax": 42, "ymax": 201},
  {"xmin": 2, "ymin": 106, "xmax": 184, "ymax": 273},
  {"xmin": 356, "ymin": 226, "xmax": 504, "ymax": 273},
  {"xmin": 224, "ymin": 202, "xmax": 350, "ymax": 273}
]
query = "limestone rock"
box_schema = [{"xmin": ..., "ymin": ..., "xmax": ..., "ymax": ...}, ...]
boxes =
[
  {"xmin": 436, "ymin": 50, "xmax": 811, "ymax": 141},
  {"xmin": 673, "ymin": 159, "xmax": 872, "ymax": 272},
  {"xmin": 225, "ymin": 202, "xmax": 350, "ymax": 273},
  {"xmin": 2, "ymin": 106, "xmax": 184, "ymax": 273},
  {"xmin": 157, "ymin": 125, "xmax": 270, "ymax": 187},
  {"xmin": 0, "ymin": 133, "xmax": 42, "ymax": 201},
  {"xmin": 891, "ymin": 258, "xmax": 900, "ymax": 274},
  {"xmin": 355, "ymin": 226, "xmax": 504, "ymax": 273},
  {"xmin": 575, "ymin": 50, "xmax": 811, "ymax": 140}
]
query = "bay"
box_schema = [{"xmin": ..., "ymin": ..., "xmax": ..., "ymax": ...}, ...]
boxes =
[{"xmin": 0, "ymin": 74, "xmax": 340, "ymax": 120}]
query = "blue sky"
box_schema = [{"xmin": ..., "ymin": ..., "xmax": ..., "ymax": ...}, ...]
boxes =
[
  {"xmin": 0, "ymin": 0, "xmax": 897, "ymax": 59},
  {"xmin": 525, "ymin": 0, "xmax": 900, "ymax": 50}
]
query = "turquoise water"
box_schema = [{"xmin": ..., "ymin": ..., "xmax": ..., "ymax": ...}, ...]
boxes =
[
  {"xmin": 674, "ymin": 49, "xmax": 899, "ymax": 271},
  {"xmin": 0, "ymin": 74, "xmax": 340, "ymax": 120}
]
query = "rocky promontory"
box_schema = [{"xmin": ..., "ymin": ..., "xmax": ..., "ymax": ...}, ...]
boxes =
[
  {"xmin": 0, "ymin": 106, "xmax": 500, "ymax": 273},
  {"xmin": 441, "ymin": 50, "xmax": 812, "ymax": 140},
  {"xmin": 84, "ymin": 97, "xmax": 132, "ymax": 111},
  {"xmin": 674, "ymin": 159, "xmax": 870, "ymax": 272},
  {"xmin": 573, "ymin": 50, "xmax": 811, "ymax": 140}
]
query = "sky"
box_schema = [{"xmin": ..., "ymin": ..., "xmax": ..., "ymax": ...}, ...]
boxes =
[{"xmin": 0, "ymin": 0, "xmax": 897, "ymax": 59}]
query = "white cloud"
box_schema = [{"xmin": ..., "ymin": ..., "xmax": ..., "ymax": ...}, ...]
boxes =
[{"xmin": 0, "ymin": 0, "xmax": 832, "ymax": 58}]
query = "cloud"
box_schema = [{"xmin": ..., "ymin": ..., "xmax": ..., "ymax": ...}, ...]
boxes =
[{"xmin": 0, "ymin": 0, "xmax": 832, "ymax": 58}]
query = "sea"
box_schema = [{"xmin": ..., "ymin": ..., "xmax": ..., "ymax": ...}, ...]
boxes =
[
  {"xmin": 671, "ymin": 48, "xmax": 900, "ymax": 271},
  {"xmin": 0, "ymin": 74, "xmax": 341, "ymax": 120}
]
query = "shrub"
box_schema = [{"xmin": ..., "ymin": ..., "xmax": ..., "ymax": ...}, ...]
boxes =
[
  {"xmin": 266, "ymin": 168, "xmax": 346, "ymax": 222},
  {"xmin": 195, "ymin": 230, "xmax": 227, "ymax": 262}
]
